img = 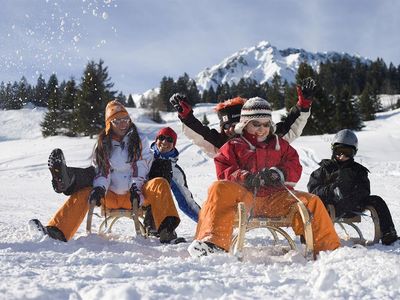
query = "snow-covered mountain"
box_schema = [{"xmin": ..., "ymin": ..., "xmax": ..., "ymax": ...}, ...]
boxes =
[{"xmin": 195, "ymin": 41, "xmax": 371, "ymax": 92}]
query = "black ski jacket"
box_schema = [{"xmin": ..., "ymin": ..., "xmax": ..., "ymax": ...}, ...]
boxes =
[{"xmin": 307, "ymin": 158, "xmax": 370, "ymax": 214}]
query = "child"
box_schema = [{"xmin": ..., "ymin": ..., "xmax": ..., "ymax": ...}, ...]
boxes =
[
  {"xmin": 188, "ymin": 97, "xmax": 340, "ymax": 258},
  {"xmin": 169, "ymin": 77, "xmax": 316, "ymax": 157},
  {"xmin": 30, "ymin": 100, "xmax": 182, "ymax": 243},
  {"xmin": 149, "ymin": 127, "xmax": 201, "ymax": 222},
  {"xmin": 47, "ymin": 126, "xmax": 200, "ymax": 223},
  {"xmin": 307, "ymin": 129, "xmax": 398, "ymax": 245}
]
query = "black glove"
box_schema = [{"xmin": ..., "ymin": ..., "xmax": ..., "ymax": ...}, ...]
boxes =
[
  {"xmin": 130, "ymin": 184, "xmax": 141, "ymax": 208},
  {"xmin": 244, "ymin": 173, "xmax": 262, "ymax": 189},
  {"xmin": 88, "ymin": 186, "xmax": 105, "ymax": 206},
  {"xmin": 300, "ymin": 77, "xmax": 316, "ymax": 99},
  {"xmin": 335, "ymin": 169, "xmax": 354, "ymax": 196},
  {"xmin": 169, "ymin": 93, "xmax": 187, "ymax": 113},
  {"xmin": 259, "ymin": 168, "xmax": 284, "ymax": 186}
]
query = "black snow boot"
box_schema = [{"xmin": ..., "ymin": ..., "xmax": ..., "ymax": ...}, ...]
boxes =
[
  {"xmin": 159, "ymin": 227, "xmax": 178, "ymax": 243},
  {"xmin": 381, "ymin": 227, "xmax": 398, "ymax": 245},
  {"xmin": 48, "ymin": 149, "xmax": 74, "ymax": 194},
  {"xmin": 28, "ymin": 219, "xmax": 67, "ymax": 242},
  {"xmin": 158, "ymin": 217, "xmax": 185, "ymax": 244}
]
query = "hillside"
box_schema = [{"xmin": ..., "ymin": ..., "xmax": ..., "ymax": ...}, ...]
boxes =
[{"xmin": 0, "ymin": 106, "xmax": 399, "ymax": 299}]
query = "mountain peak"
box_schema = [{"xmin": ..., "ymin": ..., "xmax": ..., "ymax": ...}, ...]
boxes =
[{"xmin": 195, "ymin": 41, "xmax": 370, "ymax": 92}]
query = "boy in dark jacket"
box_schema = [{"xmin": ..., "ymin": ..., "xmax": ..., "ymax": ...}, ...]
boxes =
[{"xmin": 307, "ymin": 129, "xmax": 398, "ymax": 245}]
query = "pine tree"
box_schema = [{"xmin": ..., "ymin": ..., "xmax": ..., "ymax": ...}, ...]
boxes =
[
  {"xmin": 216, "ymin": 83, "xmax": 232, "ymax": 102},
  {"xmin": 267, "ymin": 73, "xmax": 284, "ymax": 109},
  {"xmin": 333, "ymin": 86, "xmax": 363, "ymax": 131},
  {"xmin": 8, "ymin": 81, "xmax": 23, "ymax": 109},
  {"xmin": 359, "ymin": 83, "xmax": 380, "ymax": 121},
  {"xmin": 41, "ymin": 74, "xmax": 62, "ymax": 136},
  {"xmin": 202, "ymin": 86, "xmax": 217, "ymax": 103},
  {"xmin": 73, "ymin": 60, "xmax": 116, "ymax": 137},
  {"xmin": 126, "ymin": 94, "xmax": 136, "ymax": 107},
  {"xmin": 157, "ymin": 76, "xmax": 175, "ymax": 111},
  {"xmin": 35, "ymin": 75, "xmax": 47, "ymax": 107},
  {"xmin": 60, "ymin": 78, "xmax": 78, "ymax": 135},
  {"xmin": 0, "ymin": 82, "xmax": 5, "ymax": 109},
  {"xmin": 17, "ymin": 77, "xmax": 30, "ymax": 106},
  {"xmin": 176, "ymin": 73, "xmax": 190, "ymax": 96},
  {"xmin": 186, "ymin": 77, "xmax": 201, "ymax": 105},
  {"xmin": 116, "ymin": 91, "xmax": 126, "ymax": 105},
  {"xmin": 61, "ymin": 78, "xmax": 77, "ymax": 110},
  {"xmin": 283, "ymin": 82, "xmax": 297, "ymax": 111},
  {"xmin": 296, "ymin": 63, "xmax": 316, "ymax": 83},
  {"xmin": 3, "ymin": 83, "xmax": 13, "ymax": 109},
  {"xmin": 367, "ymin": 58, "xmax": 387, "ymax": 93}
]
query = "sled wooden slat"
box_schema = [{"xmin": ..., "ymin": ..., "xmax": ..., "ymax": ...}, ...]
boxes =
[
  {"xmin": 328, "ymin": 204, "xmax": 381, "ymax": 245},
  {"xmin": 86, "ymin": 200, "xmax": 147, "ymax": 237},
  {"xmin": 231, "ymin": 201, "xmax": 315, "ymax": 260}
]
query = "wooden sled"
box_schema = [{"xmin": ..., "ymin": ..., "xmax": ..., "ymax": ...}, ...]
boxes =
[
  {"xmin": 328, "ymin": 205, "xmax": 381, "ymax": 245},
  {"xmin": 231, "ymin": 200, "xmax": 315, "ymax": 261},
  {"xmin": 86, "ymin": 197, "xmax": 147, "ymax": 237}
]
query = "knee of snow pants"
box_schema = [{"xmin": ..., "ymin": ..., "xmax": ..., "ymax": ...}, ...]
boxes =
[
  {"xmin": 142, "ymin": 177, "xmax": 180, "ymax": 231},
  {"xmin": 195, "ymin": 180, "xmax": 254, "ymax": 251},
  {"xmin": 289, "ymin": 190, "xmax": 341, "ymax": 254}
]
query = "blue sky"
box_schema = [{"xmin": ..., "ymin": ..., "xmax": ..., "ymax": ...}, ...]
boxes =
[{"xmin": 1, "ymin": 0, "xmax": 399, "ymax": 95}]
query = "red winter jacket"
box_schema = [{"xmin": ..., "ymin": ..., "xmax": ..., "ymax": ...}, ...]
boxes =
[{"xmin": 214, "ymin": 131, "xmax": 302, "ymax": 197}]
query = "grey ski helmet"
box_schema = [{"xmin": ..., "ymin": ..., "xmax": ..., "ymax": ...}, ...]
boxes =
[{"xmin": 331, "ymin": 129, "xmax": 358, "ymax": 151}]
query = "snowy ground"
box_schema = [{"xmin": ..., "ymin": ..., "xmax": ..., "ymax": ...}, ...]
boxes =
[{"xmin": 0, "ymin": 104, "xmax": 399, "ymax": 300}]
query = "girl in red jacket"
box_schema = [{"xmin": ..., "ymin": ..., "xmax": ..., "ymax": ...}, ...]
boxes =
[{"xmin": 188, "ymin": 97, "xmax": 340, "ymax": 258}]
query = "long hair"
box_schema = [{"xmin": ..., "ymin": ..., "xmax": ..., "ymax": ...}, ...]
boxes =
[{"xmin": 93, "ymin": 122, "xmax": 142, "ymax": 175}]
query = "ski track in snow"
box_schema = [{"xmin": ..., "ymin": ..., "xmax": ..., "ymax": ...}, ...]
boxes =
[{"xmin": 0, "ymin": 107, "xmax": 400, "ymax": 299}]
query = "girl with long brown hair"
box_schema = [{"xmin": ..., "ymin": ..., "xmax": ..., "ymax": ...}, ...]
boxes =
[{"xmin": 30, "ymin": 100, "xmax": 182, "ymax": 244}]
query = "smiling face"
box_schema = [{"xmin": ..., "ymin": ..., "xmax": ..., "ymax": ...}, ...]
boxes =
[
  {"xmin": 156, "ymin": 135, "xmax": 175, "ymax": 153},
  {"xmin": 111, "ymin": 116, "xmax": 131, "ymax": 137},
  {"xmin": 244, "ymin": 119, "xmax": 271, "ymax": 141}
]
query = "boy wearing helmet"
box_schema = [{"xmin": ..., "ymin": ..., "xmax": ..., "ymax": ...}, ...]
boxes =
[{"xmin": 307, "ymin": 129, "xmax": 398, "ymax": 245}]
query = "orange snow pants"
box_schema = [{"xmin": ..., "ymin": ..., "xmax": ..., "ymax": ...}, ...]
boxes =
[
  {"xmin": 195, "ymin": 181, "xmax": 340, "ymax": 255},
  {"xmin": 48, "ymin": 177, "xmax": 179, "ymax": 241}
]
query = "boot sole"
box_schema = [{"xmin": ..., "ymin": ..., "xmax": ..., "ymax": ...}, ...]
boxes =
[{"xmin": 48, "ymin": 149, "xmax": 69, "ymax": 192}]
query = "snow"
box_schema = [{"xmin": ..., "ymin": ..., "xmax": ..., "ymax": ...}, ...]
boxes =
[
  {"xmin": 195, "ymin": 41, "xmax": 371, "ymax": 93},
  {"xmin": 0, "ymin": 105, "xmax": 399, "ymax": 299}
]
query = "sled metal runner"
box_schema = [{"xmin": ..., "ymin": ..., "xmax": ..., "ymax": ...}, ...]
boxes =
[
  {"xmin": 231, "ymin": 200, "xmax": 315, "ymax": 261},
  {"xmin": 86, "ymin": 197, "xmax": 147, "ymax": 237},
  {"xmin": 328, "ymin": 205, "xmax": 381, "ymax": 245}
]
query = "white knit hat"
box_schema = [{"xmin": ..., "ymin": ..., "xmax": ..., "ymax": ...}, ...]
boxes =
[{"xmin": 234, "ymin": 97, "xmax": 273, "ymax": 134}]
